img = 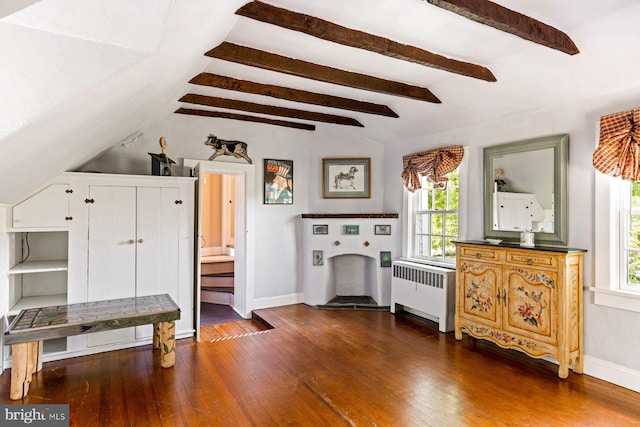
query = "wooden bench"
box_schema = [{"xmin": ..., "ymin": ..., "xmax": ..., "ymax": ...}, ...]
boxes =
[{"xmin": 4, "ymin": 294, "xmax": 180, "ymax": 400}]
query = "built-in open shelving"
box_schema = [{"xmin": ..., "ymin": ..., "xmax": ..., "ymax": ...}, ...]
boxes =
[
  {"xmin": 7, "ymin": 293, "xmax": 67, "ymax": 316},
  {"xmin": 5, "ymin": 232, "xmax": 69, "ymax": 319},
  {"xmin": 7, "ymin": 259, "xmax": 68, "ymax": 275}
]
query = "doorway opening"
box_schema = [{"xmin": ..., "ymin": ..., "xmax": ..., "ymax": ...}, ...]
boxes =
[
  {"xmin": 192, "ymin": 159, "xmax": 256, "ymax": 341},
  {"xmin": 200, "ymin": 173, "xmax": 235, "ymax": 311}
]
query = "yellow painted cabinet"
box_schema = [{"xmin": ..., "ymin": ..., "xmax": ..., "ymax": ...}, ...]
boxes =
[
  {"xmin": 458, "ymin": 260, "xmax": 501, "ymax": 330},
  {"xmin": 502, "ymin": 266, "xmax": 559, "ymax": 347},
  {"xmin": 455, "ymin": 242, "xmax": 585, "ymax": 379}
]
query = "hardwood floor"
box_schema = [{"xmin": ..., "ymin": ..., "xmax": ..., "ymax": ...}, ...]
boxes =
[{"xmin": 1, "ymin": 304, "xmax": 639, "ymax": 426}]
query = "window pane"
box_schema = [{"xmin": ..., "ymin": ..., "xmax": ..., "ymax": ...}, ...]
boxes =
[
  {"xmin": 428, "ymin": 189, "xmax": 436, "ymax": 210},
  {"xmin": 430, "ymin": 236, "xmax": 443, "ymax": 257},
  {"xmin": 632, "ymin": 183, "xmax": 640, "ymax": 209},
  {"xmin": 449, "ymin": 171, "xmax": 460, "ymax": 187},
  {"xmin": 416, "ymin": 235, "xmax": 429, "ymax": 257},
  {"xmin": 434, "ymin": 188, "xmax": 447, "ymax": 210},
  {"xmin": 449, "ymin": 186, "xmax": 459, "ymax": 210},
  {"xmin": 444, "ymin": 237, "xmax": 457, "ymax": 259},
  {"xmin": 445, "ymin": 213, "xmax": 458, "ymax": 236},
  {"xmin": 627, "ymin": 251, "xmax": 640, "ymax": 286},
  {"xmin": 417, "ymin": 189, "xmax": 430, "ymax": 211},
  {"xmin": 416, "ymin": 213, "xmax": 429, "ymax": 234},
  {"xmin": 431, "ymin": 214, "xmax": 443, "ymax": 235},
  {"xmin": 630, "ymin": 215, "xmax": 640, "ymax": 249}
]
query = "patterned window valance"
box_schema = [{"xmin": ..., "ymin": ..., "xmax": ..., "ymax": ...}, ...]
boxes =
[
  {"xmin": 593, "ymin": 108, "xmax": 640, "ymax": 181},
  {"xmin": 401, "ymin": 145, "xmax": 464, "ymax": 192}
]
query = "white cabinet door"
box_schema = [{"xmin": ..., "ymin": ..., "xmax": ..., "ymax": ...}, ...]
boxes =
[
  {"xmin": 12, "ymin": 184, "xmax": 71, "ymax": 228},
  {"xmin": 135, "ymin": 187, "xmax": 180, "ymax": 339},
  {"xmin": 87, "ymin": 186, "xmax": 137, "ymax": 347}
]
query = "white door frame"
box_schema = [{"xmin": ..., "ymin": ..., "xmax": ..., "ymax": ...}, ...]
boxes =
[
  {"xmin": 189, "ymin": 159, "xmax": 255, "ymax": 340},
  {"xmin": 221, "ymin": 175, "xmax": 234, "ymax": 252}
]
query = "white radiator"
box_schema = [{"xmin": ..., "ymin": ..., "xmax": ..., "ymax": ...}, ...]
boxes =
[{"xmin": 390, "ymin": 260, "xmax": 456, "ymax": 332}]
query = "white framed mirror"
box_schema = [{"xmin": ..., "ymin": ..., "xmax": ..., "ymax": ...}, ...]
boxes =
[{"xmin": 483, "ymin": 134, "xmax": 568, "ymax": 245}]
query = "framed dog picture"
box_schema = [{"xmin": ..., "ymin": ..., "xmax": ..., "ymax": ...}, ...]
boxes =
[{"xmin": 322, "ymin": 158, "xmax": 370, "ymax": 198}]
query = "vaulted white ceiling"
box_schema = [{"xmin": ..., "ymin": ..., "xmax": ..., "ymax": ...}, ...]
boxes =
[{"xmin": 1, "ymin": 0, "xmax": 639, "ymax": 204}]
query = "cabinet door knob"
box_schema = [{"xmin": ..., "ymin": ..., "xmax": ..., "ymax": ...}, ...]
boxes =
[
  {"xmin": 175, "ymin": 200, "xmax": 183, "ymax": 205},
  {"xmin": 138, "ymin": 239, "xmax": 144, "ymax": 244},
  {"xmin": 128, "ymin": 239, "xmax": 135, "ymax": 244},
  {"xmin": 527, "ymin": 258, "xmax": 533, "ymax": 265},
  {"xmin": 65, "ymin": 189, "xmax": 73, "ymax": 194},
  {"xmin": 85, "ymin": 198, "xmax": 95, "ymax": 204},
  {"xmin": 475, "ymin": 252, "xmax": 481, "ymax": 259},
  {"xmin": 65, "ymin": 216, "xmax": 73, "ymax": 221}
]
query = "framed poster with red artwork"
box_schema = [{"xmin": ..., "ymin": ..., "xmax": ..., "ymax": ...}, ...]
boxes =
[{"xmin": 264, "ymin": 159, "xmax": 293, "ymax": 204}]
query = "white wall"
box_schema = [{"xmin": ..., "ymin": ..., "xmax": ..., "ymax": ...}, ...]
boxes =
[
  {"xmin": 84, "ymin": 114, "xmax": 386, "ymax": 301},
  {"xmin": 383, "ymin": 86, "xmax": 640, "ymax": 391}
]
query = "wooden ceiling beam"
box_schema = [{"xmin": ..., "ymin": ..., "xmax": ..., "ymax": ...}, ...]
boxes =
[
  {"xmin": 175, "ymin": 108, "xmax": 315, "ymax": 131},
  {"xmin": 189, "ymin": 73, "xmax": 399, "ymax": 118},
  {"xmin": 179, "ymin": 94, "xmax": 363, "ymax": 127},
  {"xmin": 236, "ymin": 1, "xmax": 496, "ymax": 82},
  {"xmin": 425, "ymin": 0, "xmax": 579, "ymax": 55},
  {"xmin": 206, "ymin": 42, "xmax": 441, "ymax": 103}
]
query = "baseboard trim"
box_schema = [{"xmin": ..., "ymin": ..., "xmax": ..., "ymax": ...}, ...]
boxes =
[
  {"xmin": 251, "ymin": 293, "xmax": 304, "ymax": 311},
  {"xmin": 584, "ymin": 355, "xmax": 640, "ymax": 393}
]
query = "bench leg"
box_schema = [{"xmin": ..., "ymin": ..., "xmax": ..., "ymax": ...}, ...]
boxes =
[
  {"xmin": 159, "ymin": 321, "xmax": 176, "ymax": 368},
  {"xmin": 10, "ymin": 341, "xmax": 42, "ymax": 400},
  {"xmin": 28, "ymin": 341, "xmax": 42, "ymax": 375},
  {"xmin": 152, "ymin": 323, "xmax": 161, "ymax": 349}
]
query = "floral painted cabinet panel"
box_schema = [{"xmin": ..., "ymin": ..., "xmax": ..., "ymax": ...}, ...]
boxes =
[
  {"xmin": 455, "ymin": 242, "xmax": 585, "ymax": 379},
  {"xmin": 458, "ymin": 261, "xmax": 501, "ymax": 329},
  {"xmin": 502, "ymin": 267, "xmax": 558, "ymax": 346}
]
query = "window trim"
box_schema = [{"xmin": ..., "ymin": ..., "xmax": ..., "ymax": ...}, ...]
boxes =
[{"xmin": 402, "ymin": 146, "xmax": 468, "ymax": 267}]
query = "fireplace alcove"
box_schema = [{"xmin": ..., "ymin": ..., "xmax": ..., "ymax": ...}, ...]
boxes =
[
  {"xmin": 301, "ymin": 214, "xmax": 400, "ymax": 308},
  {"xmin": 319, "ymin": 254, "xmax": 379, "ymax": 308}
]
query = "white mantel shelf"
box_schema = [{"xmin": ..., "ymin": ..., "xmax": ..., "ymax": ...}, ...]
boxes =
[{"xmin": 301, "ymin": 213, "xmax": 399, "ymax": 219}]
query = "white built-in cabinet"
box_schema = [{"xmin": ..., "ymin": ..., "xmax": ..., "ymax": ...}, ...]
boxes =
[
  {"xmin": 2, "ymin": 172, "xmax": 195, "ymax": 367},
  {"xmin": 4, "ymin": 176, "xmax": 75, "ymax": 364},
  {"xmin": 12, "ymin": 183, "xmax": 73, "ymax": 229},
  {"xmin": 84, "ymin": 184, "xmax": 181, "ymax": 347},
  {"xmin": 493, "ymin": 191, "xmax": 545, "ymax": 232}
]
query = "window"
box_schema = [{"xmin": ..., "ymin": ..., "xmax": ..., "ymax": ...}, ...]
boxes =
[
  {"xmin": 593, "ymin": 169, "xmax": 640, "ymax": 312},
  {"xmin": 619, "ymin": 181, "xmax": 640, "ymax": 292},
  {"xmin": 406, "ymin": 169, "xmax": 460, "ymax": 265}
]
